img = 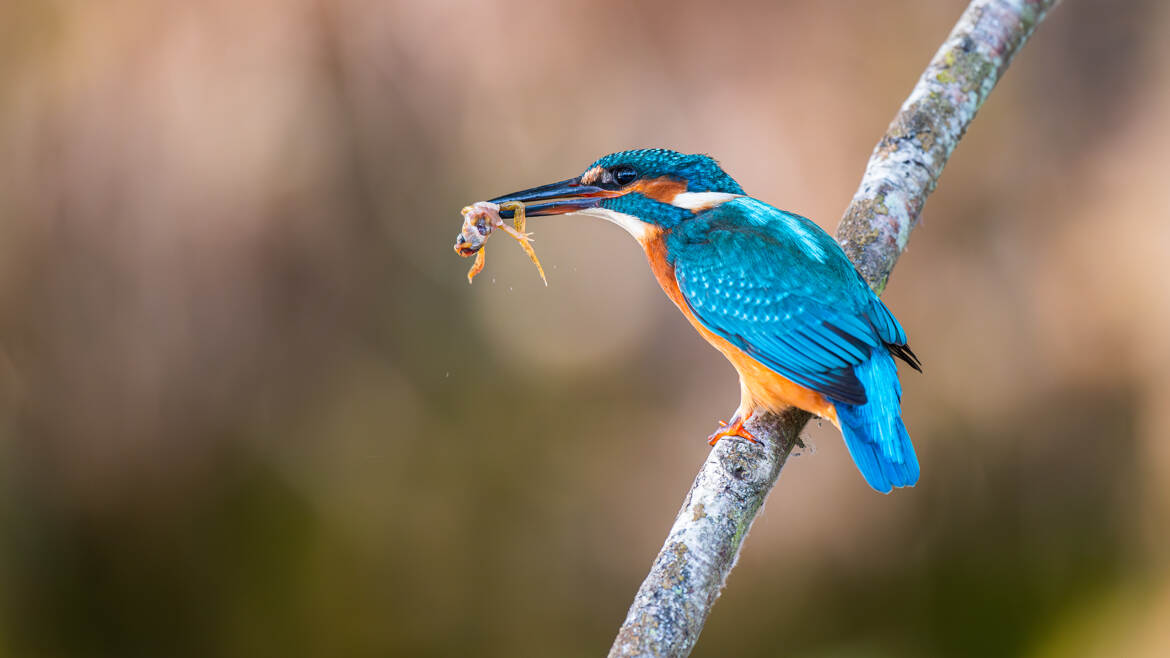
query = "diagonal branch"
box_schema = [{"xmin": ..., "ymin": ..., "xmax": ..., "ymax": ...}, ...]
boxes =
[{"xmin": 608, "ymin": 2, "xmax": 1060, "ymax": 656}]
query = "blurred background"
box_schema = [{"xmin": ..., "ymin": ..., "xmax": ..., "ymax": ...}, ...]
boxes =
[{"xmin": 1, "ymin": 0, "xmax": 1168, "ymax": 656}]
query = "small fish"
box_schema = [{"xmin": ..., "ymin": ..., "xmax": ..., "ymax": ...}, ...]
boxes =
[{"xmin": 453, "ymin": 200, "xmax": 547, "ymax": 285}]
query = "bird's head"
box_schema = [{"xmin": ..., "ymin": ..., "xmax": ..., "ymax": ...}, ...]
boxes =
[{"xmin": 488, "ymin": 149, "xmax": 744, "ymax": 237}]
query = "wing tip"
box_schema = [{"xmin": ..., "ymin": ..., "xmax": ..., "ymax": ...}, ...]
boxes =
[{"xmin": 888, "ymin": 342, "xmax": 923, "ymax": 373}]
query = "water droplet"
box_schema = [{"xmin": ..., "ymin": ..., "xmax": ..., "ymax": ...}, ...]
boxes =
[{"xmin": 445, "ymin": 371, "xmax": 450, "ymax": 378}]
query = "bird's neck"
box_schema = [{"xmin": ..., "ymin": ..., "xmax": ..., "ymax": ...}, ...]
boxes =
[{"xmin": 639, "ymin": 226, "xmax": 687, "ymax": 309}]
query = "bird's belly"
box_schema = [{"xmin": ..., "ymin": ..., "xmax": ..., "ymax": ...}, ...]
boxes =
[
  {"xmin": 640, "ymin": 234, "xmax": 838, "ymax": 424},
  {"xmin": 686, "ymin": 311, "xmax": 839, "ymax": 424}
]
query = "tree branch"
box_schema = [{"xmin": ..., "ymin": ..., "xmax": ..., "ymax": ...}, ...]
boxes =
[{"xmin": 607, "ymin": 2, "xmax": 1060, "ymax": 656}]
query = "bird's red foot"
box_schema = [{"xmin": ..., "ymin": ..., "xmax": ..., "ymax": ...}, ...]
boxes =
[{"xmin": 707, "ymin": 414, "xmax": 761, "ymax": 446}]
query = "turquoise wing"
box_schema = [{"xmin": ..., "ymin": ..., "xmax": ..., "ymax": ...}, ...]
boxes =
[{"xmin": 671, "ymin": 201, "xmax": 901, "ymax": 405}]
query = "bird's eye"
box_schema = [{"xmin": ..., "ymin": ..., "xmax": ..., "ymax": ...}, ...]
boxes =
[{"xmin": 611, "ymin": 165, "xmax": 638, "ymax": 186}]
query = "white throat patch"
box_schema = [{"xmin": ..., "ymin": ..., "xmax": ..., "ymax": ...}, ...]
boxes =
[
  {"xmin": 574, "ymin": 207, "xmax": 653, "ymax": 242},
  {"xmin": 670, "ymin": 192, "xmax": 742, "ymax": 211}
]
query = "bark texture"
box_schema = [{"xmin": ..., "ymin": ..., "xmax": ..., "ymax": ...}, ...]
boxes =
[{"xmin": 608, "ymin": 2, "xmax": 1060, "ymax": 656}]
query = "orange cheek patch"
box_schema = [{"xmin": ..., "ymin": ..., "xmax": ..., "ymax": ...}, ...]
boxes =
[
  {"xmin": 581, "ymin": 166, "xmax": 605, "ymax": 185},
  {"xmin": 634, "ymin": 177, "xmax": 688, "ymax": 204}
]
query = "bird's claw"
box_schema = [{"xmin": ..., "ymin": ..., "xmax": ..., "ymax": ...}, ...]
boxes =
[{"xmin": 707, "ymin": 414, "xmax": 761, "ymax": 446}]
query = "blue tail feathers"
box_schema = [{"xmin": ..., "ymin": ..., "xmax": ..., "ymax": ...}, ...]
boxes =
[{"xmin": 835, "ymin": 350, "xmax": 919, "ymax": 494}]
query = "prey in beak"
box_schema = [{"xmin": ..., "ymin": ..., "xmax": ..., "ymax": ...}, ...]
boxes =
[
  {"xmin": 454, "ymin": 201, "xmax": 545, "ymax": 285},
  {"xmin": 453, "ymin": 175, "xmax": 623, "ymax": 285}
]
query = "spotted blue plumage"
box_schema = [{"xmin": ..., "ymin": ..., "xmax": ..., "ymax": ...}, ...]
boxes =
[
  {"xmin": 667, "ymin": 197, "xmax": 919, "ymax": 493},
  {"xmin": 589, "ymin": 149, "xmax": 744, "ymax": 195}
]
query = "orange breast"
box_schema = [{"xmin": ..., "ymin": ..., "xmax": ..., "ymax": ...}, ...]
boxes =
[{"xmin": 638, "ymin": 230, "xmax": 839, "ymax": 425}]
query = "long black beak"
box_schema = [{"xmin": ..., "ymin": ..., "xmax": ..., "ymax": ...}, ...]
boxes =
[{"xmin": 488, "ymin": 177, "xmax": 620, "ymax": 218}]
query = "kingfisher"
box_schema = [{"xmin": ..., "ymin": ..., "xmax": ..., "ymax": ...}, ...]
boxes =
[{"xmin": 482, "ymin": 149, "xmax": 922, "ymax": 493}]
